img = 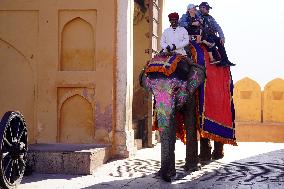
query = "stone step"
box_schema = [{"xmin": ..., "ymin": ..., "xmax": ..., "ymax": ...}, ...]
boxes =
[{"xmin": 27, "ymin": 143, "xmax": 111, "ymax": 175}]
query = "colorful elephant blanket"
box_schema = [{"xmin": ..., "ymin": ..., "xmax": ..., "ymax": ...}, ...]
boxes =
[
  {"xmin": 190, "ymin": 41, "xmax": 237, "ymax": 145},
  {"xmin": 145, "ymin": 53, "xmax": 184, "ymax": 76}
]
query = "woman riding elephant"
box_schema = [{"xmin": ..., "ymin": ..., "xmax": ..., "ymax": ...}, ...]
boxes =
[{"xmin": 140, "ymin": 12, "xmax": 206, "ymax": 182}]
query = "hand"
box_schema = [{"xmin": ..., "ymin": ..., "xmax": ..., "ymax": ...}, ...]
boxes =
[
  {"xmin": 192, "ymin": 21, "xmax": 200, "ymax": 26},
  {"xmin": 220, "ymin": 38, "xmax": 225, "ymax": 45},
  {"xmin": 172, "ymin": 44, "xmax": 176, "ymax": 51},
  {"xmin": 166, "ymin": 45, "xmax": 171, "ymax": 52}
]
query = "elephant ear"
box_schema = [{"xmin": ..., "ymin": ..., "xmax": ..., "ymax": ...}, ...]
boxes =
[{"xmin": 187, "ymin": 63, "xmax": 206, "ymax": 95}]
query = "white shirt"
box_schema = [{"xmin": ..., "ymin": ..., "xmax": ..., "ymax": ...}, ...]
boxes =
[{"xmin": 160, "ymin": 26, "xmax": 189, "ymax": 55}]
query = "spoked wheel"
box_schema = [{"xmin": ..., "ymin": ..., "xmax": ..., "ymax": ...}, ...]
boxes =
[{"xmin": 0, "ymin": 111, "xmax": 28, "ymax": 189}]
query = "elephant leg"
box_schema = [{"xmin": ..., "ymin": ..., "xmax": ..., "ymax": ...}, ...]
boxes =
[
  {"xmin": 160, "ymin": 115, "xmax": 176, "ymax": 182},
  {"xmin": 199, "ymin": 137, "xmax": 212, "ymax": 163},
  {"xmin": 184, "ymin": 96, "xmax": 200, "ymax": 171},
  {"xmin": 212, "ymin": 141, "xmax": 224, "ymax": 160}
]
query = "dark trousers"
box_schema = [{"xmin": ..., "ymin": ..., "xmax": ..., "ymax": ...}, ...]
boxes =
[
  {"xmin": 202, "ymin": 35, "xmax": 221, "ymax": 61},
  {"xmin": 208, "ymin": 34, "xmax": 228, "ymax": 61}
]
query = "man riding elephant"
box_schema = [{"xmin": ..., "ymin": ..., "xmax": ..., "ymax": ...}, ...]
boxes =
[
  {"xmin": 160, "ymin": 12, "xmax": 189, "ymax": 56},
  {"xmin": 140, "ymin": 12, "xmax": 206, "ymax": 182},
  {"xmin": 178, "ymin": 2, "xmax": 238, "ymax": 164}
]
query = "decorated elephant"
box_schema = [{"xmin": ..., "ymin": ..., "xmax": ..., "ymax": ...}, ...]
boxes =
[{"xmin": 139, "ymin": 52, "xmax": 206, "ymax": 182}]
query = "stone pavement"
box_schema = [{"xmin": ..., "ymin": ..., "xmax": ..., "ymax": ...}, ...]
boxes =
[{"xmin": 18, "ymin": 141, "xmax": 284, "ymax": 189}]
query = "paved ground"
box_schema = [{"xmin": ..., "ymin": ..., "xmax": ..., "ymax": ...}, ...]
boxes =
[{"xmin": 17, "ymin": 141, "xmax": 284, "ymax": 189}]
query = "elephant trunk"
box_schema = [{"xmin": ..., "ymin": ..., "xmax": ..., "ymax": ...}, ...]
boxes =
[
  {"xmin": 148, "ymin": 78, "xmax": 188, "ymax": 131},
  {"xmin": 154, "ymin": 86, "xmax": 175, "ymax": 132}
]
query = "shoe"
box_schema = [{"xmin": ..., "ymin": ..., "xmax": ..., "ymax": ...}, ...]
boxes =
[
  {"xmin": 226, "ymin": 60, "xmax": 236, "ymax": 66},
  {"xmin": 216, "ymin": 59, "xmax": 230, "ymax": 67}
]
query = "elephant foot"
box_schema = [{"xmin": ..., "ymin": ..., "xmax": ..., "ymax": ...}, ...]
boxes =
[
  {"xmin": 198, "ymin": 153, "xmax": 212, "ymax": 165},
  {"xmin": 183, "ymin": 163, "xmax": 201, "ymax": 172},
  {"xmin": 156, "ymin": 169, "xmax": 176, "ymax": 182},
  {"xmin": 199, "ymin": 159, "xmax": 212, "ymax": 165},
  {"xmin": 198, "ymin": 155, "xmax": 211, "ymax": 165},
  {"xmin": 156, "ymin": 168, "xmax": 176, "ymax": 177},
  {"xmin": 212, "ymin": 151, "xmax": 224, "ymax": 160},
  {"xmin": 212, "ymin": 142, "xmax": 224, "ymax": 160},
  {"xmin": 161, "ymin": 172, "xmax": 172, "ymax": 182}
]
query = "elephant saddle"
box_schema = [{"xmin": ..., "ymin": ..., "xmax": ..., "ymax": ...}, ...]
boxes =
[{"xmin": 145, "ymin": 53, "xmax": 184, "ymax": 76}]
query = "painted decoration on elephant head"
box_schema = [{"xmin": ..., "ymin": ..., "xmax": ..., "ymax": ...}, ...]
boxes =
[{"xmin": 145, "ymin": 77, "xmax": 188, "ymax": 132}]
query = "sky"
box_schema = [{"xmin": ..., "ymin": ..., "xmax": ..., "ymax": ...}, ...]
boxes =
[{"xmin": 163, "ymin": 0, "xmax": 284, "ymax": 88}]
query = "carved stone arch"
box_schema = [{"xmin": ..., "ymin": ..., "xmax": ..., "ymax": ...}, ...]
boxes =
[
  {"xmin": 60, "ymin": 17, "xmax": 95, "ymax": 71},
  {"xmin": 0, "ymin": 38, "xmax": 34, "ymax": 73},
  {"xmin": 58, "ymin": 89, "xmax": 95, "ymax": 114},
  {"xmin": 59, "ymin": 94, "xmax": 95, "ymax": 143},
  {"xmin": 0, "ymin": 38, "xmax": 35, "ymax": 142}
]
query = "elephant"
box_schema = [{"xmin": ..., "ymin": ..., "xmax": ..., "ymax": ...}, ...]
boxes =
[{"xmin": 139, "ymin": 53, "xmax": 206, "ymax": 182}]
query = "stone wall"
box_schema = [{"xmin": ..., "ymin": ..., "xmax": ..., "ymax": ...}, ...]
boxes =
[
  {"xmin": 0, "ymin": 0, "xmax": 116, "ymax": 145},
  {"xmin": 234, "ymin": 77, "xmax": 284, "ymax": 142},
  {"xmin": 0, "ymin": 0, "xmax": 164, "ymax": 158}
]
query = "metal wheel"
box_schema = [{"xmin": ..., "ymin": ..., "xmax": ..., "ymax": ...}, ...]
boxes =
[{"xmin": 0, "ymin": 111, "xmax": 28, "ymax": 189}]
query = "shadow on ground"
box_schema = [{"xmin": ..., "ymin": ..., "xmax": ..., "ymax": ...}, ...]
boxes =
[
  {"xmin": 21, "ymin": 174, "xmax": 84, "ymax": 184},
  {"xmin": 80, "ymin": 149, "xmax": 284, "ymax": 189}
]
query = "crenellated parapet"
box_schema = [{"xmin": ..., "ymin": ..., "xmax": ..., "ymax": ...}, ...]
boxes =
[{"xmin": 233, "ymin": 77, "xmax": 284, "ymax": 123}]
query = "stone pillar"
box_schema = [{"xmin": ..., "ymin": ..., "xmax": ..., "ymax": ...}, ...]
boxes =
[
  {"xmin": 158, "ymin": 0, "xmax": 164, "ymax": 50},
  {"xmin": 114, "ymin": 0, "xmax": 136, "ymax": 158}
]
